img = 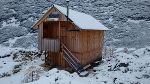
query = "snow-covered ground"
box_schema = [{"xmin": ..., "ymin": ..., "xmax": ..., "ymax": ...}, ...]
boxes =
[
  {"xmin": 0, "ymin": 45, "xmax": 44, "ymax": 84},
  {"xmin": 0, "ymin": 46, "xmax": 150, "ymax": 84}
]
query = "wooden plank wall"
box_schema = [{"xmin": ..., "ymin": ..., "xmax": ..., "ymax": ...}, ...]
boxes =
[
  {"xmin": 38, "ymin": 23, "xmax": 43, "ymax": 50},
  {"xmin": 41, "ymin": 39, "xmax": 60, "ymax": 52},
  {"xmin": 66, "ymin": 30, "xmax": 104, "ymax": 66},
  {"xmin": 38, "ymin": 21, "xmax": 104, "ymax": 68},
  {"xmin": 80, "ymin": 30, "xmax": 104, "ymax": 65},
  {"xmin": 59, "ymin": 21, "xmax": 104, "ymax": 67},
  {"xmin": 38, "ymin": 22, "xmax": 61, "ymax": 52},
  {"xmin": 47, "ymin": 52, "xmax": 70, "ymax": 68}
]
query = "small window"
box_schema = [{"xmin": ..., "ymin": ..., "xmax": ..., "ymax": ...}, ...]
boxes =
[{"xmin": 48, "ymin": 14, "xmax": 60, "ymax": 21}]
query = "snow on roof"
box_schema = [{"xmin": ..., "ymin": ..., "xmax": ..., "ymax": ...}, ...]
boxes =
[{"xmin": 54, "ymin": 5, "xmax": 109, "ymax": 30}]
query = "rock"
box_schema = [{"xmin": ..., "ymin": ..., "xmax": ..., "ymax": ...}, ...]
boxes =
[
  {"xmin": 118, "ymin": 63, "xmax": 129, "ymax": 67},
  {"xmin": 142, "ymin": 74, "xmax": 150, "ymax": 78},
  {"xmin": 12, "ymin": 64, "xmax": 22, "ymax": 74},
  {"xmin": 113, "ymin": 78, "xmax": 117, "ymax": 83},
  {"xmin": 0, "ymin": 72, "xmax": 11, "ymax": 78},
  {"xmin": 113, "ymin": 63, "xmax": 129, "ymax": 71}
]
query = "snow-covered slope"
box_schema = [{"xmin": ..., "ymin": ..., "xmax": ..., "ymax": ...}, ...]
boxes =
[
  {"xmin": 26, "ymin": 48, "xmax": 150, "ymax": 84},
  {"xmin": 0, "ymin": 47, "xmax": 150, "ymax": 84}
]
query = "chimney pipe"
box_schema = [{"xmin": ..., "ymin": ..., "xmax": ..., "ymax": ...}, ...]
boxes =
[{"xmin": 66, "ymin": 0, "xmax": 69, "ymax": 21}]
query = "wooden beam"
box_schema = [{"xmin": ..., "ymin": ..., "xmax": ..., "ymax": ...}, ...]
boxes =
[{"xmin": 32, "ymin": 6, "xmax": 55, "ymax": 29}]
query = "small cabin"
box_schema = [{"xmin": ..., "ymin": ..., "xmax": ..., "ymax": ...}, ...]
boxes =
[{"xmin": 32, "ymin": 4, "xmax": 108, "ymax": 75}]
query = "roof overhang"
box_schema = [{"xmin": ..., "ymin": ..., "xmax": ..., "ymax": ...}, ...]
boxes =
[{"xmin": 32, "ymin": 4, "xmax": 109, "ymax": 30}]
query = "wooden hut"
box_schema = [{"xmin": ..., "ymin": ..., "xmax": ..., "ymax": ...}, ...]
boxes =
[{"xmin": 32, "ymin": 4, "xmax": 109, "ymax": 75}]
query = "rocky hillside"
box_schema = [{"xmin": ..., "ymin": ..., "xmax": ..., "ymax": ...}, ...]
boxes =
[
  {"xmin": 0, "ymin": 0, "xmax": 150, "ymax": 48},
  {"xmin": 0, "ymin": 0, "xmax": 52, "ymax": 48}
]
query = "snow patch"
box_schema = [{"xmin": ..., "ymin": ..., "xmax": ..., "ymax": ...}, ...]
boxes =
[{"xmin": 2, "ymin": 17, "xmax": 20, "ymax": 27}]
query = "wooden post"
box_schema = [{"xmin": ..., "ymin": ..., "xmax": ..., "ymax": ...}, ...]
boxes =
[
  {"xmin": 59, "ymin": 21, "xmax": 61, "ymax": 52},
  {"xmin": 59, "ymin": 21, "xmax": 60, "ymax": 39},
  {"xmin": 45, "ymin": 51, "xmax": 47, "ymax": 63},
  {"xmin": 32, "ymin": 71, "xmax": 34, "ymax": 82}
]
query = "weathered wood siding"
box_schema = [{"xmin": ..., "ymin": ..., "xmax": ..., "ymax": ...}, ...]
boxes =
[
  {"xmin": 38, "ymin": 23, "xmax": 43, "ymax": 50},
  {"xmin": 80, "ymin": 30, "xmax": 104, "ymax": 65},
  {"xmin": 38, "ymin": 21, "xmax": 104, "ymax": 68},
  {"xmin": 60, "ymin": 29, "xmax": 104, "ymax": 66},
  {"xmin": 47, "ymin": 52, "xmax": 69, "ymax": 68},
  {"xmin": 38, "ymin": 22, "xmax": 60, "ymax": 52},
  {"xmin": 41, "ymin": 39, "xmax": 60, "ymax": 52}
]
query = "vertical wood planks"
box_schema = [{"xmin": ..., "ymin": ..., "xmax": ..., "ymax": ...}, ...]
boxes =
[{"xmin": 39, "ymin": 21, "xmax": 105, "ymax": 68}]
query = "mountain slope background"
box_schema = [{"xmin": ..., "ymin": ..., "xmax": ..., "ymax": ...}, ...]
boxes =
[{"xmin": 0, "ymin": 0, "xmax": 150, "ymax": 48}]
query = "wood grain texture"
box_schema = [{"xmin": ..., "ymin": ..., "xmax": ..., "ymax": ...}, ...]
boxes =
[{"xmin": 38, "ymin": 21, "xmax": 105, "ymax": 68}]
